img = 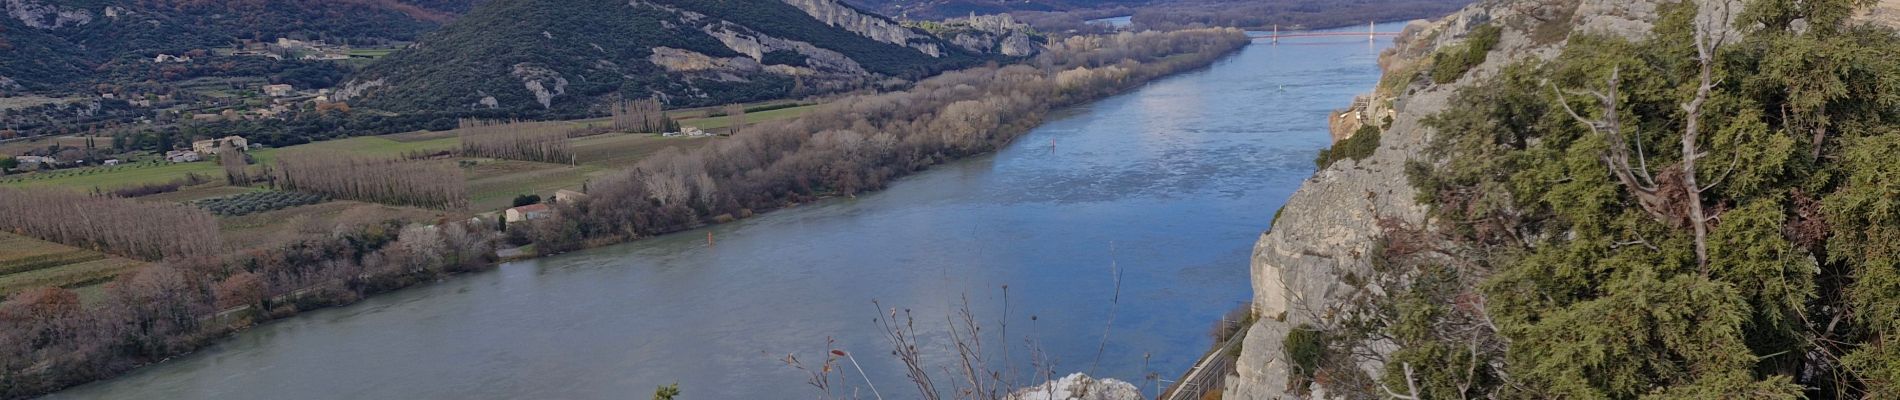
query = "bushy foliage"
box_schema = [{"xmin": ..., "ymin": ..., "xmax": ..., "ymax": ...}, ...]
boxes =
[
  {"xmin": 1315, "ymin": 124, "xmax": 1382, "ymax": 169},
  {"xmin": 1389, "ymin": 1, "xmax": 1900, "ymax": 397},
  {"xmin": 1428, "ymin": 24, "xmax": 1501, "ymax": 84},
  {"xmin": 1284, "ymin": 324, "xmax": 1325, "ymax": 382},
  {"xmin": 193, "ymin": 191, "xmax": 326, "ymax": 217}
]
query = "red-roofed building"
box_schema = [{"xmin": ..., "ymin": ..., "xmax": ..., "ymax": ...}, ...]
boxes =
[{"xmin": 505, "ymin": 204, "xmax": 552, "ymax": 222}]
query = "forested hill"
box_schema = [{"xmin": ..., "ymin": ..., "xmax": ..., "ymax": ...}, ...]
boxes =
[
  {"xmin": 0, "ymin": 0, "xmax": 479, "ymax": 92},
  {"xmin": 338, "ymin": 0, "xmax": 1002, "ymax": 116}
]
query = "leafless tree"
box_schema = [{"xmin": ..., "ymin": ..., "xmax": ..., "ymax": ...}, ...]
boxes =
[
  {"xmin": 274, "ymin": 150, "xmax": 468, "ymax": 209},
  {"xmin": 458, "ymin": 119, "xmax": 575, "ymax": 164},
  {"xmin": 0, "ymin": 188, "xmax": 221, "ymax": 261}
]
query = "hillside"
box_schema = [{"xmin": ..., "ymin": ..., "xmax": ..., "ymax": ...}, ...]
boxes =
[
  {"xmin": 1225, "ymin": 0, "xmax": 1900, "ymax": 398},
  {"xmin": 0, "ymin": 0, "xmax": 479, "ymax": 93},
  {"xmin": 338, "ymin": 0, "xmax": 1006, "ymax": 115}
]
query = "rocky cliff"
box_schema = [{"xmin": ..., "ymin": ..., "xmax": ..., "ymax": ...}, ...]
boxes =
[{"xmin": 1222, "ymin": 1, "xmax": 1674, "ymax": 398}]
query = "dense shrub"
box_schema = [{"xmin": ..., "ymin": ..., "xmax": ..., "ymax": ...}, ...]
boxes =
[
  {"xmin": 1283, "ymin": 324, "xmax": 1325, "ymax": 382},
  {"xmin": 1315, "ymin": 124, "xmax": 1383, "ymax": 169},
  {"xmin": 1428, "ymin": 24, "xmax": 1501, "ymax": 84}
]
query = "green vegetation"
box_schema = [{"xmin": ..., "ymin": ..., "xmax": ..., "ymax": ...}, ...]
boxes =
[
  {"xmin": 653, "ymin": 383, "xmax": 681, "ymax": 400},
  {"xmin": 194, "ymin": 191, "xmax": 327, "ymax": 217},
  {"xmin": 1314, "ymin": 124, "xmax": 1382, "ymax": 169},
  {"xmin": 0, "ymin": 233, "xmax": 145, "ymax": 296},
  {"xmin": 1381, "ymin": 1, "xmax": 1900, "ymax": 396},
  {"xmin": 1283, "ymin": 324, "xmax": 1325, "ymax": 385},
  {"xmin": 680, "ymin": 104, "xmax": 820, "ymax": 130},
  {"xmin": 512, "ymin": 194, "xmax": 543, "ymax": 207},
  {"xmin": 349, "ymin": 0, "xmax": 979, "ymax": 114},
  {"xmin": 0, "ymin": 1, "xmax": 468, "ymax": 93},
  {"xmin": 1428, "ymin": 24, "xmax": 1501, "ymax": 84}
]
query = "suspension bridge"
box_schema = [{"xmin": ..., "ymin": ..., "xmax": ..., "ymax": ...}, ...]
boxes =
[{"xmin": 1250, "ymin": 21, "xmax": 1401, "ymax": 43}]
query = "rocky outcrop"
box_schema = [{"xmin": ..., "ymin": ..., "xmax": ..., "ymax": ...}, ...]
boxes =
[
  {"xmin": 648, "ymin": 46, "xmax": 764, "ymax": 81},
  {"xmin": 5, "ymin": 0, "xmax": 92, "ymax": 29},
  {"xmin": 701, "ymin": 23, "xmax": 868, "ymax": 75},
  {"xmin": 939, "ymin": 14, "xmax": 1043, "ymax": 57},
  {"xmin": 1008, "ymin": 374, "xmax": 1142, "ymax": 400},
  {"xmin": 511, "ymin": 63, "xmax": 569, "ymax": 109},
  {"xmin": 332, "ymin": 78, "xmax": 386, "ymax": 102},
  {"xmin": 1222, "ymin": 1, "xmax": 1688, "ymax": 398},
  {"xmin": 778, "ymin": 0, "xmax": 943, "ymax": 57}
]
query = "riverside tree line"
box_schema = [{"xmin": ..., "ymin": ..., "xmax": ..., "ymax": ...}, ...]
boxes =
[
  {"xmin": 0, "ymin": 28, "xmax": 1249, "ymax": 398},
  {"xmin": 536, "ymin": 28, "xmax": 1252, "ymax": 250}
]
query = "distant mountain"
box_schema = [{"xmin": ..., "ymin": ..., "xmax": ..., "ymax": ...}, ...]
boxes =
[
  {"xmin": 0, "ymin": 0, "xmax": 481, "ymax": 92},
  {"xmin": 845, "ymin": 0, "xmax": 1150, "ymax": 20},
  {"xmin": 338, "ymin": 0, "xmax": 1016, "ymax": 115}
]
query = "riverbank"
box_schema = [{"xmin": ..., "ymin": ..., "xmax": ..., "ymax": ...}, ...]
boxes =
[
  {"xmin": 44, "ymin": 24, "xmax": 1402, "ymax": 397},
  {"xmin": 3, "ymin": 29, "xmax": 1252, "ymax": 399}
]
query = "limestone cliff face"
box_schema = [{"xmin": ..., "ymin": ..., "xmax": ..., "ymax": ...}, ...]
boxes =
[
  {"xmin": 778, "ymin": 0, "xmax": 944, "ymax": 57},
  {"xmin": 1222, "ymin": 1, "xmax": 1672, "ymax": 398}
]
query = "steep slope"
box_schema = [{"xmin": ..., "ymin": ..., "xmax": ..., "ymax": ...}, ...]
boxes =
[
  {"xmin": 1222, "ymin": 0, "xmax": 1672, "ymax": 398},
  {"xmin": 339, "ymin": 0, "xmax": 994, "ymax": 115},
  {"xmin": 1229, "ymin": 0, "xmax": 1900, "ymax": 397},
  {"xmin": 0, "ymin": 0, "xmax": 478, "ymax": 92}
]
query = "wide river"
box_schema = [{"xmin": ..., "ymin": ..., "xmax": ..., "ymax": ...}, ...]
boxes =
[{"xmin": 53, "ymin": 26, "xmax": 1398, "ymax": 399}]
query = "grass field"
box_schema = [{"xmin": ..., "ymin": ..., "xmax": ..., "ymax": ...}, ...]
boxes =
[
  {"xmin": 218, "ymin": 200, "xmax": 448, "ymax": 250},
  {"xmin": 0, "ymin": 160, "xmax": 222, "ymax": 190},
  {"xmin": 466, "ymin": 159, "xmax": 603, "ymax": 210},
  {"xmin": 677, "ymin": 104, "xmax": 819, "ymax": 131},
  {"xmin": 571, "ymin": 133, "xmax": 713, "ymax": 167},
  {"xmin": 0, "ymin": 135, "xmax": 96, "ymax": 155},
  {"xmin": 0, "ymin": 233, "xmax": 147, "ymax": 296},
  {"xmin": 348, "ymin": 48, "xmax": 398, "ymax": 58},
  {"xmin": 2, "ymin": 135, "xmax": 461, "ymax": 191}
]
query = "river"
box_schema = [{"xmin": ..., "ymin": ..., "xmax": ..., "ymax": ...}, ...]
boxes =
[{"xmin": 50, "ymin": 25, "xmax": 1400, "ymax": 399}]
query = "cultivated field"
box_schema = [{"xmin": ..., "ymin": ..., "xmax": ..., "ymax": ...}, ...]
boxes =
[{"xmin": 0, "ymin": 232, "xmax": 146, "ymax": 297}]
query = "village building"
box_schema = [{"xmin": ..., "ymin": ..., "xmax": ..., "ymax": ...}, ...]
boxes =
[
  {"xmin": 263, "ymin": 84, "xmax": 295, "ymax": 97},
  {"xmin": 153, "ymin": 54, "xmax": 192, "ymax": 63},
  {"xmin": 103, "ymin": 159, "xmax": 121, "ymax": 166},
  {"xmin": 553, "ymin": 189, "xmax": 589, "ymax": 204},
  {"xmin": 505, "ymin": 204, "xmax": 553, "ymax": 222},
  {"xmin": 192, "ymin": 136, "xmax": 249, "ymax": 155},
  {"xmin": 165, "ymin": 150, "xmax": 201, "ymax": 163},
  {"xmin": 13, "ymin": 156, "xmax": 56, "ymax": 169}
]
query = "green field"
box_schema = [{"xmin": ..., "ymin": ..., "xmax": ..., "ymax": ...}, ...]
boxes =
[
  {"xmin": 3, "ymin": 135, "xmax": 461, "ymax": 191},
  {"xmin": 465, "ymin": 159, "xmax": 603, "ymax": 210},
  {"xmin": 348, "ymin": 48, "xmax": 398, "ymax": 58},
  {"xmin": 678, "ymin": 104, "xmax": 820, "ymax": 130},
  {"xmin": 1, "ymin": 160, "xmax": 223, "ymax": 190},
  {"xmin": 0, "ymin": 233, "xmax": 146, "ymax": 296}
]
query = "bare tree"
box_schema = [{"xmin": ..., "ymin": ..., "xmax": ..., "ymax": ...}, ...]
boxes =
[
  {"xmin": 458, "ymin": 119, "xmax": 575, "ymax": 164},
  {"xmin": 0, "ymin": 188, "xmax": 222, "ymax": 261},
  {"xmin": 274, "ymin": 150, "xmax": 468, "ymax": 209}
]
